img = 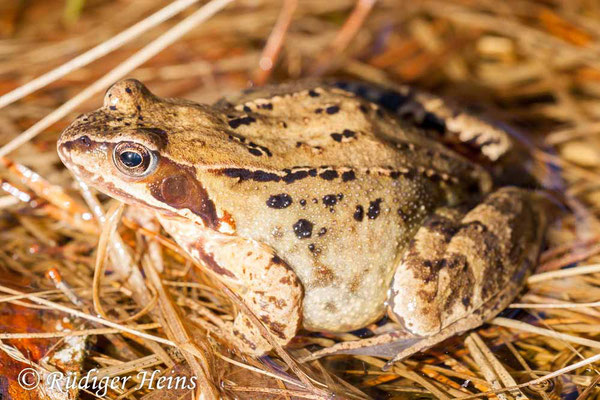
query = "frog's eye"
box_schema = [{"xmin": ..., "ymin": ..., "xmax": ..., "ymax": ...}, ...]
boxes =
[{"xmin": 113, "ymin": 142, "xmax": 157, "ymax": 178}]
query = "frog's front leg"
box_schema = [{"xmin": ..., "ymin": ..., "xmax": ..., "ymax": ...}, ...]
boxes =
[
  {"xmin": 389, "ymin": 186, "xmax": 547, "ymax": 342},
  {"xmin": 157, "ymin": 215, "xmax": 303, "ymax": 355}
]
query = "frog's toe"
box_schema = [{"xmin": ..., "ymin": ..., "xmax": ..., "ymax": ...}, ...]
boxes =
[{"xmin": 230, "ymin": 314, "xmax": 273, "ymax": 356}]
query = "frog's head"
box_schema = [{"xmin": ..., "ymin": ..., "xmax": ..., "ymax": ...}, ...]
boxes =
[{"xmin": 57, "ymin": 79, "xmax": 226, "ymax": 230}]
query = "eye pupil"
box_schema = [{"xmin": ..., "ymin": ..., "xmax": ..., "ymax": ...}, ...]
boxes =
[
  {"xmin": 113, "ymin": 142, "xmax": 156, "ymax": 178},
  {"xmin": 120, "ymin": 151, "xmax": 142, "ymax": 167}
]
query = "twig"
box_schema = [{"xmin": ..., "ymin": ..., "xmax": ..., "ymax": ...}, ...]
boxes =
[
  {"xmin": 216, "ymin": 353, "xmax": 303, "ymax": 388},
  {"xmin": 492, "ymin": 317, "xmax": 600, "ymax": 350},
  {"xmin": 510, "ymin": 300, "xmax": 600, "ymax": 309},
  {"xmin": 310, "ymin": 0, "xmax": 376, "ymax": 76},
  {"xmin": 467, "ymin": 333, "xmax": 528, "ymax": 400},
  {"xmin": 528, "ymin": 263, "xmax": 600, "ymax": 284},
  {"xmin": 0, "ymin": 323, "xmax": 161, "ymax": 339},
  {"xmin": 0, "ymin": 0, "xmax": 234, "ymax": 158},
  {"xmin": 574, "ymin": 373, "xmax": 600, "ymax": 400},
  {"xmin": 456, "ymin": 351, "xmax": 600, "ymax": 399},
  {"xmin": 0, "ymin": 285, "xmax": 176, "ymax": 347},
  {"xmin": 0, "ymin": 0, "xmax": 200, "ymax": 109},
  {"xmin": 254, "ymin": 0, "xmax": 297, "ymax": 85},
  {"xmin": 464, "ymin": 334, "xmax": 509, "ymax": 400}
]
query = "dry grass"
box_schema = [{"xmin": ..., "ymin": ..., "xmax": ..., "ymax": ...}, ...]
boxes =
[{"xmin": 1, "ymin": 0, "xmax": 600, "ymax": 398}]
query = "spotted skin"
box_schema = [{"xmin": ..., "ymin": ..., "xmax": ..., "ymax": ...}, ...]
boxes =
[
  {"xmin": 389, "ymin": 187, "xmax": 546, "ymax": 336},
  {"xmin": 57, "ymin": 79, "xmax": 547, "ymax": 358}
]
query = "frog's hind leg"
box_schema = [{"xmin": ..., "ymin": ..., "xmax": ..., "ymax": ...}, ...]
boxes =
[
  {"xmin": 300, "ymin": 281, "xmax": 519, "ymax": 365},
  {"xmin": 301, "ymin": 187, "xmax": 547, "ymax": 366},
  {"xmin": 388, "ymin": 187, "xmax": 547, "ymax": 358},
  {"xmin": 332, "ymin": 81, "xmax": 513, "ymax": 163}
]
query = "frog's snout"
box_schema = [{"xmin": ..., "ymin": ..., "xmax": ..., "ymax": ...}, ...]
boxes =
[
  {"xmin": 57, "ymin": 123, "xmax": 99, "ymax": 172},
  {"xmin": 57, "ymin": 135, "xmax": 79, "ymax": 167},
  {"xmin": 56, "ymin": 141, "xmax": 70, "ymax": 165}
]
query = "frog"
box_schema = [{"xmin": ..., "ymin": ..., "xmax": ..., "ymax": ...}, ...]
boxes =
[{"xmin": 57, "ymin": 79, "xmax": 547, "ymax": 361}]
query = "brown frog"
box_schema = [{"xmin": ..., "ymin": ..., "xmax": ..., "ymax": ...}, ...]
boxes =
[{"xmin": 57, "ymin": 79, "xmax": 547, "ymax": 360}]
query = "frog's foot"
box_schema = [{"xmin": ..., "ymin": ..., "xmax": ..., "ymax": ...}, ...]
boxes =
[
  {"xmin": 300, "ymin": 283, "xmax": 514, "ymax": 365},
  {"xmin": 157, "ymin": 215, "xmax": 303, "ymax": 356},
  {"xmin": 227, "ymin": 314, "xmax": 272, "ymax": 355},
  {"xmin": 299, "ymin": 330, "xmax": 418, "ymax": 363}
]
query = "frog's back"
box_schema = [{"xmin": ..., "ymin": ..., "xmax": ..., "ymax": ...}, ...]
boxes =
[{"xmin": 198, "ymin": 82, "xmax": 490, "ymax": 332}]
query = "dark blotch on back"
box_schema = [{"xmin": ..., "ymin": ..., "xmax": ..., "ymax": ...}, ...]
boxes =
[
  {"xmin": 293, "ymin": 219, "xmax": 313, "ymax": 239},
  {"xmin": 248, "ymin": 142, "xmax": 272, "ymax": 157},
  {"xmin": 378, "ymin": 90, "xmax": 410, "ymax": 112},
  {"xmin": 228, "ymin": 116, "xmax": 256, "ymax": 129},
  {"xmin": 283, "ymin": 170, "xmax": 309, "ymax": 184},
  {"xmin": 330, "ymin": 129, "xmax": 356, "ymax": 142},
  {"xmin": 342, "ymin": 170, "xmax": 356, "ymax": 182},
  {"xmin": 222, "ymin": 168, "xmax": 280, "ymax": 182},
  {"xmin": 326, "ymin": 105, "xmax": 340, "ymax": 115},
  {"xmin": 266, "ymin": 194, "xmax": 293, "ymax": 209},
  {"xmin": 322, "ymin": 195, "xmax": 337, "ymax": 206},
  {"xmin": 218, "ymin": 166, "xmax": 338, "ymax": 185},
  {"xmin": 254, "ymin": 170, "xmax": 281, "ymax": 182},
  {"xmin": 367, "ymin": 199, "xmax": 383, "ymax": 219},
  {"xmin": 248, "ymin": 148, "xmax": 263, "ymax": 157},
  {"xmin": 354, "ymin": 205, "xmax": 364, "ymax": 221},
  {"xmin": 342, "ymin": 129, "xmax": 355, "ymax": 138},
  {"xmin": 319, "ymin": 170, "xmax": 339, "ymax": 180},
  {"xmin": 420, "ymin": 112, "xmax": 447, "ymax": 134},
  {"xmin": 330, "ymin": 133, "xmax": 343, "ymax": 142}
]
